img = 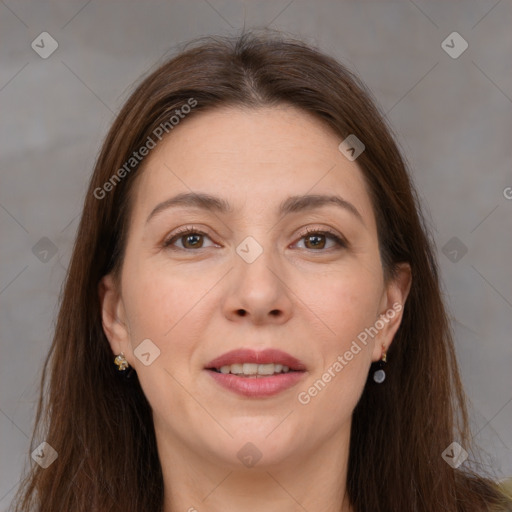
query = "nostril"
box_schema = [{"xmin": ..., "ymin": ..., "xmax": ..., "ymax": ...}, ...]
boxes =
[{"xmin": 237, "ymin": 309, "xmax": 247, "ymax": 316}]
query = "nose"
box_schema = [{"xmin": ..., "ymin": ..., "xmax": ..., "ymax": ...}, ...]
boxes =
[{"xmin": 222, "ymin": 243, "xmax": 293, "ymax": 325}]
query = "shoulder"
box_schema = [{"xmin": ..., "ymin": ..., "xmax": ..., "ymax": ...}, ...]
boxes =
[
  {"xmin": 496, "ymin": 477, "xmax": 512, "ymax": 507},
  {"xmin": 498, "ymin": 477, "xmax": 512, "ymax": 495},
  {"xmin": 489, "ymin": 477, "xmax": 512, "ymax": 511},
  {"xmin": 456, "ymin": 473, "xmax": 512, "ymax": 512}
]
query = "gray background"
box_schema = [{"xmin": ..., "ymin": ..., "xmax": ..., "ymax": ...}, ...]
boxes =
[{"xmin": 1, "ymin": 0, "xmax": 511, "ymax": 507}]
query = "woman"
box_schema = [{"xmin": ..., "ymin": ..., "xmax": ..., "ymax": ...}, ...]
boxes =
[{"xmin": 12, "ymin": 31, "xmax": 512, "ymax": 511}]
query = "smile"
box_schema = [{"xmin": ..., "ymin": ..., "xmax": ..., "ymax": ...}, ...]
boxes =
[{"xmin": 211, "ymin": 362, "xmax": 296, "ymax": 376}]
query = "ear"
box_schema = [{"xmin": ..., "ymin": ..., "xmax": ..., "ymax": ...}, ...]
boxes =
[
  {"xmin": 371, "ymin": 262, "xmax": 412, "ymax": 362},
  {"xmin": 98, "ymin": 274, "xmax": 131, "ymax": 358}
]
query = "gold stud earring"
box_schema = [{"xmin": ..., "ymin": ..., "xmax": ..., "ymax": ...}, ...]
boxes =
[
  {"xmin": 114, "ymin": 352, "xmax": 130, "ymax": 371},
  {"xmin": 114, "ymin": 352, "xmax": 135, "ymax": 380}
]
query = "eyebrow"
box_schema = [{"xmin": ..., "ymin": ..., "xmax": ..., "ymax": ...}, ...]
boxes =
[{"xmin": 146, "ymin": 192, "xmax": 364, "ymax": 225}]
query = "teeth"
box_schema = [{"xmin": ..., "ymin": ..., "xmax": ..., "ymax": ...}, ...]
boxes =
[
  {"xmin": 243, "ymin": 363, "xmax": 258, "ymax": 375},
  {"xmin": 257, "ymin": 363, "xmax": 275, "ymax": 375},
  {"xmin": 216, "ymin": 363, "xmax": 292, "ymax": 376},
  {"xmin": 230, "ymin": 363, "xmax": 243, "ymax": 374}
]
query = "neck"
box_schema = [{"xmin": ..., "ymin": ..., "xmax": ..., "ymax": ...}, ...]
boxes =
[{"xmin": 157, "ymin": 420, "xmax": 353, "ymax": 512}]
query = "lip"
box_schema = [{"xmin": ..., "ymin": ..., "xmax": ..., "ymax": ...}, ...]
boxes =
[
  {"xmin": 205, "ymin": 348, "xmax": 306, "ymax": 371},
  {"xmin": 204, "ymin": 348, "xmax": 307, "ymax": 398},
  {"xmin": 207, "ymin": 370, "xmax": 306, "ymax": 398}
]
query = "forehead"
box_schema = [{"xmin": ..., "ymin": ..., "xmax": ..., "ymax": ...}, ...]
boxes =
[{"xmin": 131, "ymin": 105, "xmax": 376, "ymax": 227}]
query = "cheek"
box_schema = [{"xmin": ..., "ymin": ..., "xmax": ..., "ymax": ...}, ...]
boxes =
[
  {"xmin": 121, "ymin": 262, "xmax": 220, "ymax": 384},
  {"xmin": 120, "ymin": 268, "xmax": 212, "ymax": 420},
  {"xmin": 293, "ymin": 265, "xmax": 380, "ymax": 412},
  {"xmin": 298, "ymin": 262, "xmax": 383, "ymax": 347},
  {"xmin": 122, "ymin": 259, "xmax": 212, "ymax": 338}
]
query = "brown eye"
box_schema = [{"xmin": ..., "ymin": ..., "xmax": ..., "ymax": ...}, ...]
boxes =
[
  {"xmin": 164, "ymin": 228, "xmax": 216, "ymax": 250},
  {"xmin": 295, "ymin": 229, "xmax": 347, "ymax": 251},
  {"xmin": 181, "ymin": 233, "xmax": 204, "ymax": 248},
  {"xmin": 304, "ymin": 233, "xmax": 327, "ymax": 249}
]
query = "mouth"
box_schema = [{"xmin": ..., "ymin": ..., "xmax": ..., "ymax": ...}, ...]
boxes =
[
  {"xmin": 208, "ymin": 362, "xmax": 300, "ymax": 377},
  {"xmin": 204, "ymin": 348, "xmax": 307, "ymax": 397}
]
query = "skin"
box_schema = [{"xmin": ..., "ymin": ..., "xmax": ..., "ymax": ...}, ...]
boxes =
[{"xmin": 100, "ymin": 105, "xmax": 411, "ymax": 512}]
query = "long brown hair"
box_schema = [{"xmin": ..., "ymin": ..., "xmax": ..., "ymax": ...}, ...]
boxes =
[{"xmin": 12, "ymin": 31, "xmax": 511, "ymax": 512}]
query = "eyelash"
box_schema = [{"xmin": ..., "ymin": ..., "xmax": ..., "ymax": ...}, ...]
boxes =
[{"xmin": 163, "ymin": 226, "xmax": 347, "ymax": 251}]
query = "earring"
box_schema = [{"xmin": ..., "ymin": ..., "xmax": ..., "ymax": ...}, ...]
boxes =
[
  {"xmin": 114, "ymin": 352, "xmax": 134, "ymax": 380},
  {"xmin": 114, "ymin": 352, "xmax": 129, "ymax": 370},
  {"xmin": 373, "ymin": 350, "xmax": 387, "ymax": 384}
]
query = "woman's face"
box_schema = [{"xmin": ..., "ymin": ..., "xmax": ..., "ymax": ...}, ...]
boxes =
[{"xmin": 101, "ymin": 105, "xmax": 411, "ymax": 469}]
